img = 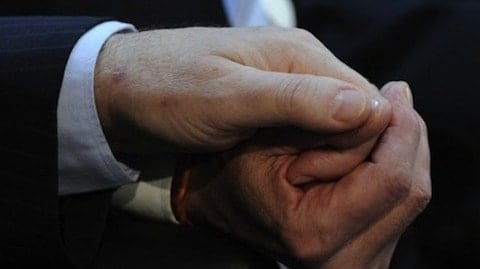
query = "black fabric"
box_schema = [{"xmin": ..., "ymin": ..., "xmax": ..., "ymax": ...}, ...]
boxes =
[
  {"xmin": 0, "ymin": 0, "xmax": 228, "ymax": 29},
  {"xmin": 294, "ymin": 0, "xmax": 480, "ymax": 268},
  {"xmin": 0, "ymin": 16, "xmax": 109, "ymax": 267},
  {"xmin": 92, "ymin": 208, "xmax": 279, "ymax": 269}
]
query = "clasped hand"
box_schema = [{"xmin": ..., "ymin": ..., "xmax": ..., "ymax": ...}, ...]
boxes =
[
  {"xmin": 94, "ymin": 27, "xmax": 385, "ymax": 153},
  {"xmin": 94, "ymin": 27, "xmax": 431, "ymax": 268},
  {"xmin": 182, "ymin": 82, "xmax": 430, "ymax": 269}
]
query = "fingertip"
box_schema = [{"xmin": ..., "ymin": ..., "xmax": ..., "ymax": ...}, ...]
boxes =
[
  {"xmin": 372, "ymin": 94, "xmax": 393, "ymax": 125},
  {"xmin": 404, "ymin": 84, "xmax": 414, "ymax": 106},
  {"xmin": 370, "ymin": 94, "xmax": 391, "ymax": 116},
  {"xmin": 380, "ymin": 81, "xmax": 413, "ymax": 106}
]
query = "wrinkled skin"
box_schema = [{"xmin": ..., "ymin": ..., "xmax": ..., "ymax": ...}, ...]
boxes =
[
  {"xmin": 94, "ymin": 27, "xmax": 388, "ymax": 154},
  {"xmin": 183, "ymin": 82, "xmax": 431, "ymax": 269}
]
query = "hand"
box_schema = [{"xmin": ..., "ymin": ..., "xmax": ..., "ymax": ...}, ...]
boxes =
[
  {"xmin": 178, "ymin": 82, "xmax": 431, "ymax": 268},
  {"xmin": 94, "ymin": 27, "xmax": 389, "ymax": 154}
]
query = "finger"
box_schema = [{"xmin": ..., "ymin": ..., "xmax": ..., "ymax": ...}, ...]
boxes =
[
  {"xmin": 287, "ymin": 140, "xmax": 374, "ymax": 185},
  {"xmin": 369, "ymin": 112, "xmax": 431, "ymax": 236},
  {"xmin": 331, "ymin": 112, "xmax": 431, "ymax": 267},
  {"xmin": 286, "ymin": 86, "xmax": 392, "ymax": 184},
  {"xmin": 223, "ymin": 68, "xmax": 389, "ymax": 134},
  {"xmin": 303, "ymin": 82, "xmax": 421, "ymax": 247},
  {"xmin": 359, "ymin": 82, "xmax": 430, "ymax": 227},
  {"xmin": 380, "ymin": 81, "xmax": 414, "ymax": 108},
  {"xmin": 247, "ymin": 127, "xmax": 377, "ymax": 185},
  {"xmin": 249, "ymin": 91, "xmax": 390, "ymax": 153}
]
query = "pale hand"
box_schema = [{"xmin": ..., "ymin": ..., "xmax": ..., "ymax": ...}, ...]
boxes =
[
  {"xmin": 94, "ymin": 27, "xmax": 389, "ymax": 154},
  {"xmin": 182, "ymin": 82, "xmax": 431, "ymax": 269}
]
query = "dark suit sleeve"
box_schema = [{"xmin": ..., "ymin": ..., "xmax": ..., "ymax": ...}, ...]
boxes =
[{"xmin": 0, "ymin": 16, "xmax": 110, "ymax": 267}]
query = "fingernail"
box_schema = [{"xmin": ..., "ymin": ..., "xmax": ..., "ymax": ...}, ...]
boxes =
[
  {"xmin": 332, "ymin": 90, "xmax": 367, "ymax": 121},
  {"xmin": 399, "ymin": 82, "xmax": 413, "ymax": 105}
]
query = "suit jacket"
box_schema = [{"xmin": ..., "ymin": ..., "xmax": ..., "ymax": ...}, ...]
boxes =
[{"xmin": 1, "ymin": 16, "xmax": 110, "ymax": 267}]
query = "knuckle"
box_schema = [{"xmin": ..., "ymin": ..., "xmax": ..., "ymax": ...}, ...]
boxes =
[
  {"xmin": 417, "ymin": 113, "xmax": 429, "ymax": 136},
  {"xmin": 410, "ymin": 172, "xmax": 432, "ymax": 214},
  {"xmin": 277, "ymin": 76, "xmax": 312, "ymax": 117},
  {"xmin": 404, "ymin": 107, "xmax": 421, "ymax": 128},
  {"xmin": 382, "ymin": 164, "xmax": 412, "ymax": 202},
  {"xmin": 396, "ymin": 81, "xmax": 410, "ymax": 91},
  {"xmin": 276, "ymin": 76, "xmax": 341, "ymax": 122},
  {"xmin": 293, "ymin": 28, "xmax": 325, "ymax": 47},
  {"xmin": 412, "ymin": 119, "xmax": 423, "ymax": 142},
  {"xmin": 294, "ymin": 28, "xmax": 315, "ymax": 39},
  {"xmin": 411, "ymin": 189, "xmax": 431, "ymax": 214},
  {"xmin": 401, "ymin": 108, "xmax": 423, "ymax": 141}
]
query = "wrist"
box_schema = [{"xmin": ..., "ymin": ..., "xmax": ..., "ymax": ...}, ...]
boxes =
[{"xmin": 94, "ymin": 33, "xmax": 126, "ymax": 152}]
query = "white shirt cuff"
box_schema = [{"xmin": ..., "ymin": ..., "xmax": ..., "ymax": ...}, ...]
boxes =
[
  {"xmin": 58, "ymin": 21, "xmax": 140, "ymax": 195},
  {"xmin": 222, "ymin": 0, "xmax": 296, "ymax": 27},
  {"xmin": 112, "ymin": 175, "xmax": 179, "ymax": 224}
]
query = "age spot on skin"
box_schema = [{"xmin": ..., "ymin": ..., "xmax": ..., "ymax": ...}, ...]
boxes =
[{"xmin": 111, "ymin": 66, "xmax": 127, "ymax": 85}]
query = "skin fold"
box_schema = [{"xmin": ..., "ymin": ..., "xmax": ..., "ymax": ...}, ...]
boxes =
[
  {"xmin": 183, "ymin": 82, "xmax": 431, "ymax": 269},
  {"xmin": 93, "ymin": 27, "xmax": 388, "ymax": 154},
  {"xmin": 92, "ymin": 27, "xmax": 429, "ymax": 268}
]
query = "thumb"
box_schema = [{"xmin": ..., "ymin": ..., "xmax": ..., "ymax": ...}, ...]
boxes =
[
  {"xmin": 224, "ymin": 68, "xmax": 389, "ymax": 133},
  {"xmin": 286, "ymin": 140, "xmax": 375, "ymax": 185}
]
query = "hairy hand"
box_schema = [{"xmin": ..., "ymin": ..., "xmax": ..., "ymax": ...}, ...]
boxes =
[
  {"xmin": 179, "ymin": 82, "xmax": 431, "ymax": 268},
  {"xmin": 94, "ymin": 27, "xmax": 389, "ymax": 154}
]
